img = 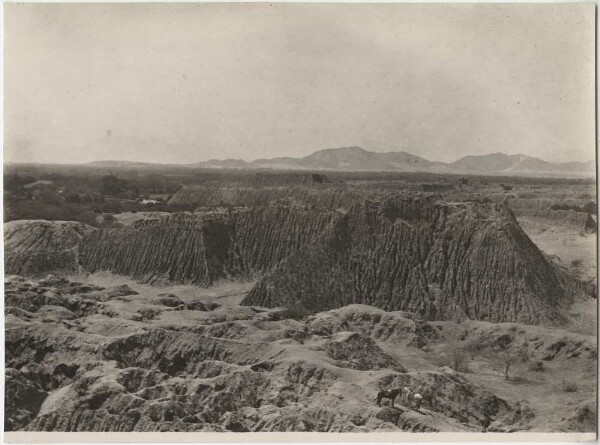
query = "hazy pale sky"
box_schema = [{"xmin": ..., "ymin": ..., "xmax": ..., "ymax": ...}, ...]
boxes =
[{"xmin": 5, "ymin": 3, "xmax": 595, "ymax": 164}]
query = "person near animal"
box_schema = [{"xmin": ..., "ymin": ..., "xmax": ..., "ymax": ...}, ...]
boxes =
[
  {"xmin": 406, "ymin": 389, "xmax": 415, "ymax": 406},
  {"xmin": 401, "ymin": 386, "xmax": 412, "ymax": 404}
]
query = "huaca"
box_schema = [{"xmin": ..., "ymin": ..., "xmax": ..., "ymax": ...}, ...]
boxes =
[
  {"xmin": 78, "ymin": 214, "xmax": 244, "ymax": 286},
  {"xmin": 5, "ymin": 172, "xmax": 597, "ymax": 435},
  {"xmin": 242, "ymin": 196, "xmax": 571, "ymax": 325},
  {"xmin": 4, "ymin": 220, "xmax": 95, "ymax": 276},
  {"xmin": 5, "ymin": 190, "xmax": 591, "ymax": 326},
  {"xmin": 4, "ymin": 4, "xmax": 597, "ymax": 436}
]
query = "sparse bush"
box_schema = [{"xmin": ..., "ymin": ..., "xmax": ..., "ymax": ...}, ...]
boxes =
[
  {"xmin": 101, "ymin": 175, "xmax": 130, "ymax": 196},
  {"xmin": 528, "ymin": 360, "xmax": 545, "ymax": 372},
  {"xmin": 101, "ymin": 200, "xmax": 124, "ymax": 214},
  {"xmin": 449, "ymin": 347, "xmax": 469, "ymax": 372},
  {"xmin": 76, "ymin": 211, "xmax": 99, "ymax": 227},
  {"xmin": 464, "ymin": 336, "xmax": 487, "ymax": 357},
  {"xmin": 561, "ymin": 380, "xmax": 578, "ymax": 393},
  {"xmin": 440, "ymin": 336, "xmax": 470, "ymax": 372},
  {"xmin": 497, "ymin": 346, "xmax": 530, "ymax": 381},
  {"xmin": 64, "ymin": 192, "xmax": 82, "ymax": 204},
  {"xmin": 495, "ymin": 333, "xmax": 514, "ymax": 349},
  {"xmin": 571, "ymin": 259, "xmax": 583, "ymax": 268}
]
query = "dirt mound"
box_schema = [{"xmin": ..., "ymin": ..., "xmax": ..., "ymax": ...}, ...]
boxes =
[
  {"xmin": 9, "ymin": 275, "xmax": 561, "ymax": 433},
  {"xmin": 76, "ymin": 204, "xmax": 337, "ymax": 286},
  {"xmin": 4, "ymin": 220, "xmax": 95, "ymax": 276},
  {"xmin": 489, "ymin": 401, "xmax": 535, "ymax": 432},
  {"xmin": 79, "ymin": 214, "xmax": 244, "ymax": 287},
  {"xmin": 557, "ymin": 404, "xmax": 597, "ymax": 432},
  {"xmin": 443, "ymin": 319, "xmax": 597, "ymax": 363},
  {"xmin": 243, "ymin": 196, "xmax": 572, "ymax": 325},
  {"xmin": 7, "ymin": 193, "xmax": 588, "ymax": 326},
  {"xmin": 306, "ymin": 305, "xmax": 439, "ymax": 348},
  {"xmin": 320, "ymin": 331, "xmax": 406, "ymax": 372},
  {"xmin": 5, "ymin": 368, "xmax": 49, "ymax": 431}
]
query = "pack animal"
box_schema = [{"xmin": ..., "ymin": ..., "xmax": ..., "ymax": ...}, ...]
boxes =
[{"xmin": 376, "ymin": 388, "xmax": 401, "ymax": 407}]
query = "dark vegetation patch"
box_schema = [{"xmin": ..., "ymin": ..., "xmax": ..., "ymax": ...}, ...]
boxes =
[{"xmin": 6, "ymin": 163, "xmax": 595, "ymax": 224}]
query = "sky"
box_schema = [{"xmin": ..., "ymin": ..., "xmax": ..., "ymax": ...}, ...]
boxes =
[{"xmin": 4, "ymin": 3, "xmax": 595, "ymax": 164}]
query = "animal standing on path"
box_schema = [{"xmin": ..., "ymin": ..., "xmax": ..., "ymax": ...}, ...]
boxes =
[{"xmin": 376, "ymin": 388, "xmax": 401, "ymax": 407}]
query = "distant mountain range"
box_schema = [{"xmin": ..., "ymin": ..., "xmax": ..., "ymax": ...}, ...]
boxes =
[{"xmin": 89, "ymin": 146, "xmax": 595, "ymax": 176}]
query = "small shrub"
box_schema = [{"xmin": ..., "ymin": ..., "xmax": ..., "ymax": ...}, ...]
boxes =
[
  {"xmin": 464, "ymin": 336, "xmax": 487, "ymax": 356},
  {"xmin": 495, "ymin": 333, "xmax": 514, "ymax": 348},
  {"xmin": 76, "ymin": 211, "xmax": 100, "ymax": 227},
  {"xmin": 439, "ymin": 338, "xmax": 470, "ymax": 372},
  {"xmin": 561, "ymin": 380, "xmax": 578, "ymax": 393},
  {"xmin": 528, "ymin": 360, "xmax": 545, "ymax": 372},
  {"xmin": 571, "ymin": 259, "xmax": 583, "ymax": 268}
]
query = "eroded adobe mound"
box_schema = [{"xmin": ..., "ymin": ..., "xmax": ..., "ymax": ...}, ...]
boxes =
[
  {"xmin": 79, "ymin": 214, "xmax": 245, "ymax": 287},
  {"xmin": 77, "ymin": 205, "xmax": 337, "ymax": 286},
  {"xmin": 243, "ymin": 196, "xmax": 571, "ymax": 325},
  {"xmin": 4, "ymin": 220, "xmax": 95, "ymax": 276},
  {"xmin": 5, "ymin": 192, "xmax": 590, "ymax": 325}
]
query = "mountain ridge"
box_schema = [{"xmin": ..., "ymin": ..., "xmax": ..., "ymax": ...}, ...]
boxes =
[{"xmin": 86, "ymin": 147, "xmax": 595, "ymax": 176}]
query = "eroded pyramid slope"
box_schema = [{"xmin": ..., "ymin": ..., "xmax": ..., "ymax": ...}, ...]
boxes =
[{"xmin": 243, "ymin": 196, "xmax": 569, "ymax": 325}]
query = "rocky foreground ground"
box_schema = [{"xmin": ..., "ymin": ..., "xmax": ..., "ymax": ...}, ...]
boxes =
[{"xmin": 5, "ymin": 274, "xmax": 596, "ymax": 433}]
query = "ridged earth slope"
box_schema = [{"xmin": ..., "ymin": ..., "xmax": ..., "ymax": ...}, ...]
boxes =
[{"xmin": 243, "ymin": 196, "xmax": 570, "ymax": 325}]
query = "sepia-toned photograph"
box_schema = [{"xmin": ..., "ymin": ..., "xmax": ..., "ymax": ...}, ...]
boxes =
[{"xmin": 3, "ymin": 2, "xmax": 597, "ymax": 441}]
